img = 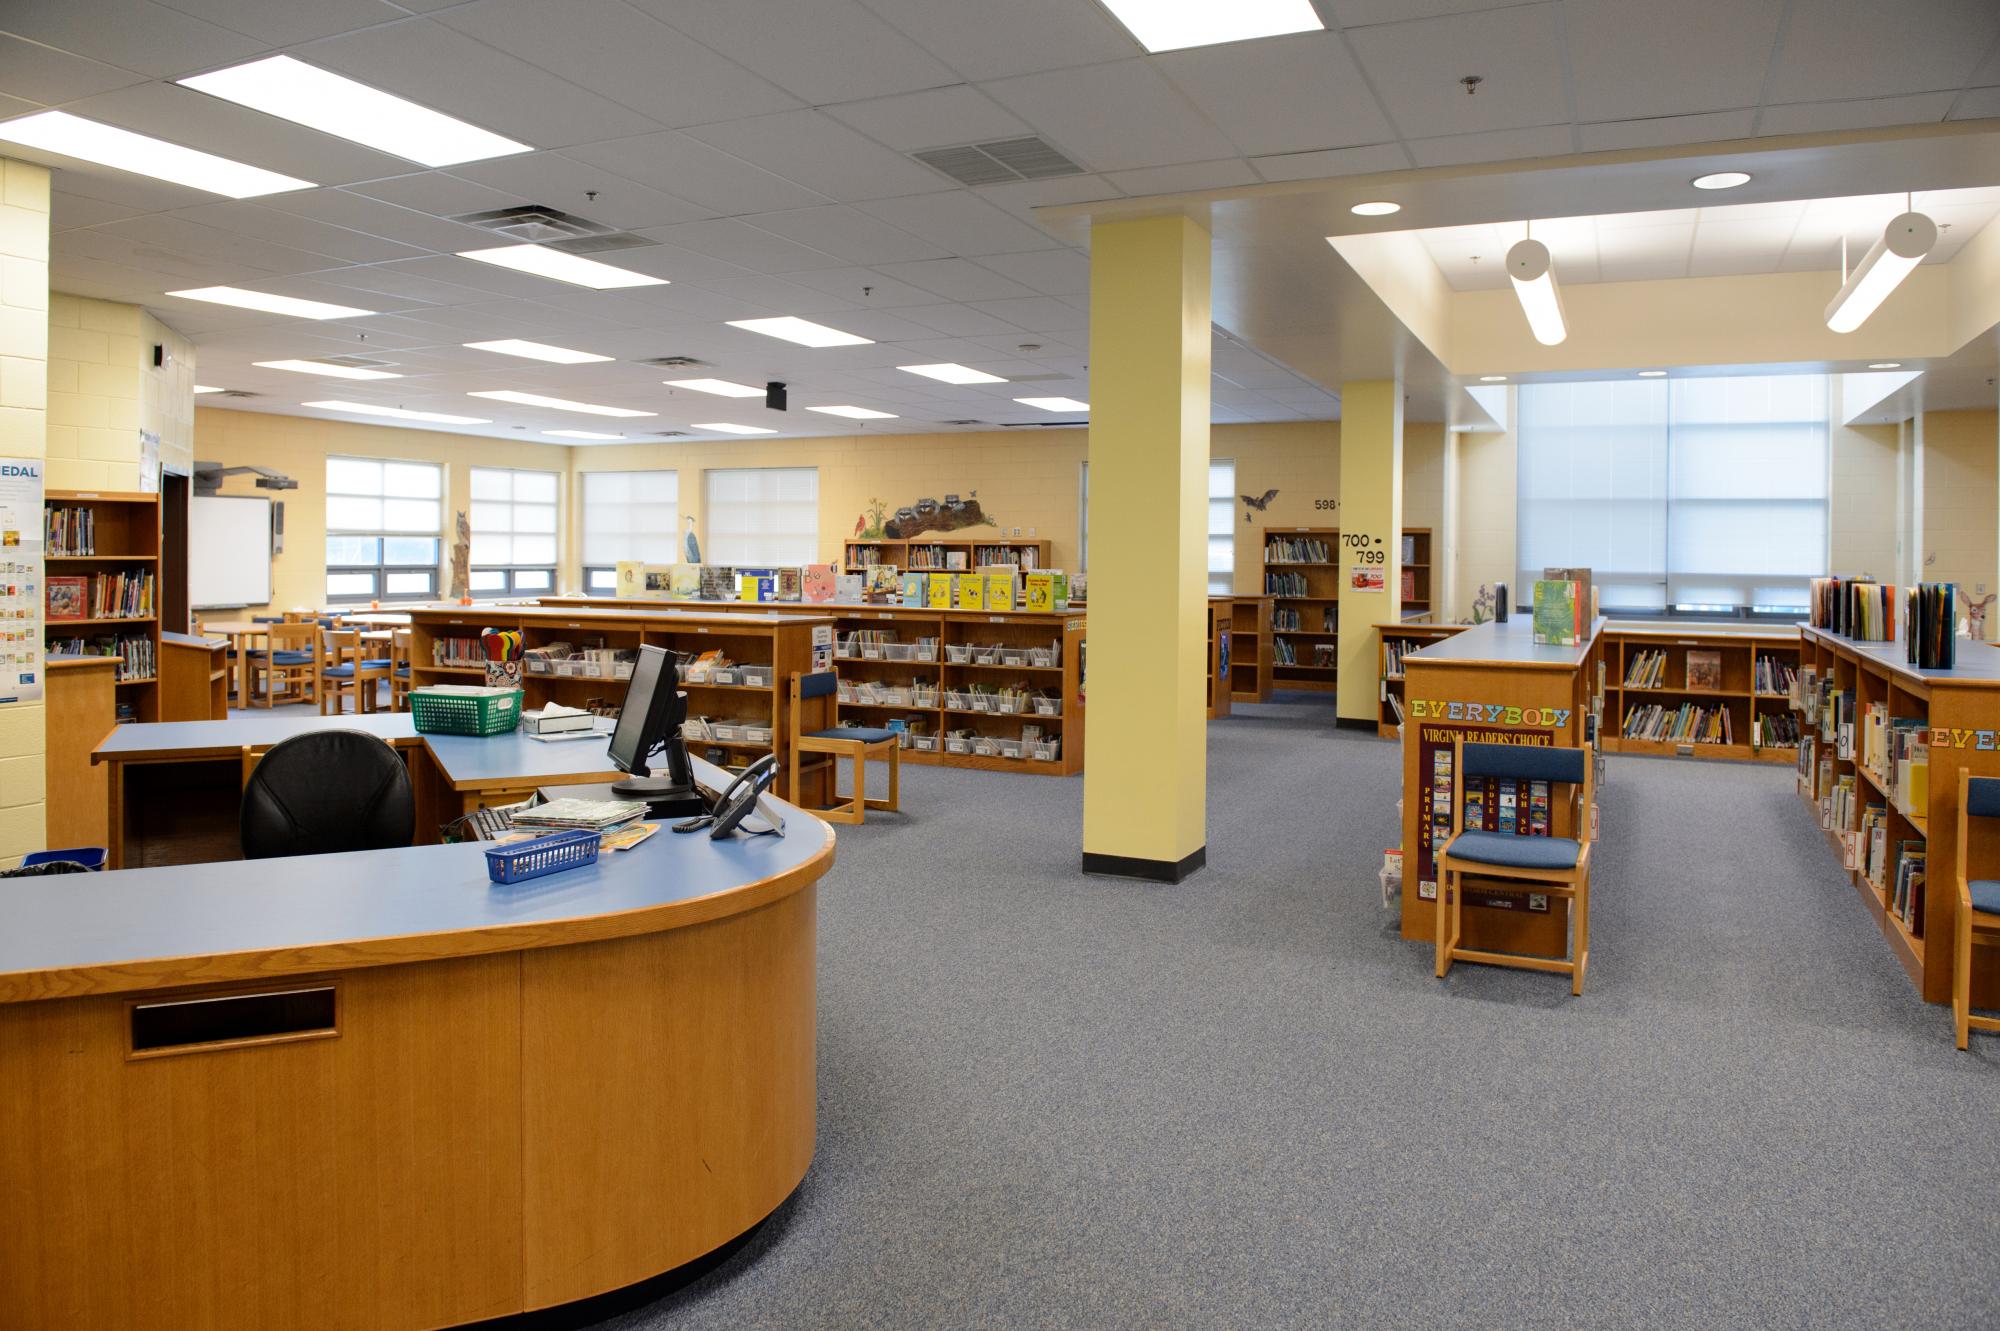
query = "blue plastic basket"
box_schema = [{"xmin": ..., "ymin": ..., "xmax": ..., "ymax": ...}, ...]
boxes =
[
  {"xmin": 484, "ymin": 828, "xmax": 601, "ymax": 884},
  {"xmin": 23, "ymin": 847, "xmax": 106, "ymax": 871}
]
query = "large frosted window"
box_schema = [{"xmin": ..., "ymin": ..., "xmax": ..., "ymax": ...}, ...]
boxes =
[
  {"xmin": 581, "ymin": 470, "xmax": 679, "ymax": 592},
  {"xmin": 704, "ymin": 467, "xmax": 818, "ymax": 566},
  {"xmin": 324, "ymin": 456, "xmax": 442, "ymax": 601},
  {"xmin": 469, "ymin": 466, "xmax": 560, "ymax": 595}
]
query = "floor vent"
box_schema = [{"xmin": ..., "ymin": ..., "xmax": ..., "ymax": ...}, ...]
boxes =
[{"xmin": 912, "ymin": 136, "xmax": 1085, "ymax": 186}]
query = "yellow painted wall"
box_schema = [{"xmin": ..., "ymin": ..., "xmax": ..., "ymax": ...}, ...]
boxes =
[
  {"xmin": 1922, "ymin": 408, "xmax": 1999, "ymax": 637},
  {"xmin": 1830, "ymin": 422, "xmax": 1901, "ymax": 582},
  {"xmin": 193, "ymin": 406, "xmax": 571, "ymax": 616},
  {"xmin": 46, "ymin": 294, "xmax": 198, "ymax": 493},
  {"xmin": 142, "ymin": 311, "xmax": 195, "ymax": 480},
  {"xmin": 0, "ymin": 158, "xmax": 47, "ymax": 866},
  {"xmin": 1454, "ymin": 426, "xmax": 1517, "ymax": 622}
]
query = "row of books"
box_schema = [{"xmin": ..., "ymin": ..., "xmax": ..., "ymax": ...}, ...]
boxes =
[
  {"xmin": 1265, "ymin": 536, "xmax": 1330, "ymax": 564},
  {"xmin": 46, "ymin": 633, "xmax": 153, "ymax": 681},
  {"xmin": 1623, "ymin": 649, "xmax": 1668, "ymax": 689},
  {"xmin": 1859, "ymin": 700, "xmax": 1929, "ymax": 813},
  {"xmin": 1272, "ymin": 607, "xmax": 1301, "ymax": 631},
  {"xmin": 1463, "ymin": 776, "xmax": 1553, "ymax": 837},
  {"xmin": 619, "ymin": 562, "xmax": 1072, "ymax": 612},
  {"xmin": 46, "ymin": 570, "xmax": 154, "ymax": 621},
  {"xmin": 1271, "ymin": 638, "xmax": 1336, "ymax": 667},
  {"xmin": 1750, "ymin": 712, "xmax": 1799, "ymax": 748},
  {"xmin": 44, "ymin": 506, "xmax": 100, "ymax": 556},
  {"xmin": 1621, "ymin": 701, "xmax": 1733, "ymax": 744},
  {"xmin": 1810, "ymin": 577, "xmax": 1895, "ymax": 641},
  {"xmin": 1382, "ymin": 637, "xmax": 1415, "ymax": 679},
  {"xmin": 1906, "ymin": 582, "xmax": 1956, "ymax": 669},
  {"xmin": 1753, "ymin": 654, "xmax": 1797, "ymax": 695},
  {"xmin": 1890, "ymin": 843, "xmax": 1927, "ymax": 934},
  {"xmin": 1265, "ymin": 571, "xmax": 1311, "ymax": 598}
]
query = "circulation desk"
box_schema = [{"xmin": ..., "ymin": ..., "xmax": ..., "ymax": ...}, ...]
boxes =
[
  {"xmin": 1398, "ymin": 617, "xmax": 1604, "ymax": 958},
  {"xmin": 0, "ymin": 756, "xmax": 833, "ymax": 1331}
]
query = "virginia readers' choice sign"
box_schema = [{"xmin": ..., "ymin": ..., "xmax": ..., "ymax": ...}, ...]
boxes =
[{"xmin": 1408, "ymin": 694, "xmax": 1563, "ymax": 901}]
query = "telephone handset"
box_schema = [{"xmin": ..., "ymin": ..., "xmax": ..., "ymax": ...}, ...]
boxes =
[{"xmin": 672, "ymin": 755, "xmax": 785, "ymax": 838}]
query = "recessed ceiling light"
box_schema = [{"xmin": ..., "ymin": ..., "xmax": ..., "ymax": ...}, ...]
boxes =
[
  {"xmin": 1478, "ymin": 375, "xmax": 1507, "ymax": 383},
  {"xmin": 1350, "ymin": 201, "xmax": 1401, "ymax": 217},
  {"xmin": 727, "ymin": 316, "xmax": 873, "ymax": 348},
  {"xmin": 808, "ymin": 405, "xmax": 898, "ymax": 420},
  {"xmin": 1691, "ymin": 171, "xmax": 1752, "ymax": 190},
  {"xmin": 694, "ymin": 422, "xmax": 778, "ymax": 435},
  {"xmin": 167, "ymin": 286, "xmax": 375, "ymax": 320},
  {"xmin": 1637, "ymin": 370, "xmax": 1667, "ymax": 378},
  {"xmin": 1015, "ymin": 396, "xmax": 1089, "ymax": 412},
  {"xmin": 0, "ymin": 109, "xmax": 312, "ymax": 198},
  {"xmin": 458, "ymin": 244, "xmax": 666, "ymax": 290},
  {"xmin": 192, "ymin": 384, "xmax": 223, "ymax": 394},
  {"xmin": 898, "ymin": 362, "xmax": 1005, "ymax": 385},
  {"xmin": 1867, "ymin": 362, "xmax": 1903, "ymax": 370},
  {"xmin": 1098, "ymin": 0, "xmax": 1323, "ymax": 52},
  {"xmin": 665, "ymin": 377, "xmax": 765, "ymax": 398},
  {"xmin": 255, "ymin": 358, "xmax": 400, "ymax": 380},
  {"xmin": 179, "ymin": 55, "xmax": 531, "ymax": 168},
  {"xmin": 544, "ymin": 429, "xmax": 624, "ymax": 440},
  {"xmin": 304, "ymin": 399, "xmax": 489, "ymax": 425},
  {"xmin": 464, "ymin": 338, "xmax": 610, "ymax": 364},
  {"xmin": 467, "ymin": 390, "xmax": 653, "ymax": 418}
]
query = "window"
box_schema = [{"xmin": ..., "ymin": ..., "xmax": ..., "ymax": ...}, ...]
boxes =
[
  {"xmin": 1078, "ymin": 457, "xmax": 1235, "ymax": 592},
  {"xmin": 325, "ymin": 456, "xmax": 442, "ymax": 601},
  {"xmin": 468, "ymin": 466, "xmax": 559, "ymax": 595},
  {"xmin": 1517, "ymin": 374, "xmax": 1828, "ymax": 614},
  {"xmin": 581, "ymin": 470, "xmax": 679, "ymax": 593},
  {"xmin": 704, "ymin": 467, "xmax": 818, "ymax": 566}
]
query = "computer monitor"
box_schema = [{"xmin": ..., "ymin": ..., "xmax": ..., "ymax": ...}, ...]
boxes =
[{"xmin": 606, "ymin": 645, "xmax": 694, "ymax": 799}]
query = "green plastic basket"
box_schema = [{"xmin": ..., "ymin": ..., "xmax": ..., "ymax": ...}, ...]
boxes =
[{"xmin": 410, "ymin": 687, "xmax": 522, "ymax": 736}]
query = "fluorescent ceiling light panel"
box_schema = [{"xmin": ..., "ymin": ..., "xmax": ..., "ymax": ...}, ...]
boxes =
[
  {"xmin": 727, "ymin": 316, "xmax": 872, "ymax": 348},
  {"xmin": 1478, "ymin": 375, "xmax": 1507, "ymax": 383},
  {"xmin": 1824, "ymin": 212, "xmax": 1936, "ymax": 334},
  {"xmin": 544, "ymin": 429, "xmax": 624, "ymax": 440},
  {"xmin": 255, "ymin": 358, "xmax": 400, "ymax": 380},
  {"xmin": 467, "ymin": 390, "xmax": 653, "ymax": 417},
  {"xmin": 1350, "ymin": 201, "xmax": 1401, "ymax": 217},
  {"xmin": 178, "ymin": 55, "xmax": 530, "ymax": 168},
  {"xmin": 1098, "ymin": 0, "xmax": 1323, "ymax": 52},
  {"xmin": 1505, "ymin": 237, "xmax": 1567, "ymax": 347},
  {"xmin": 1868, "ymin": 362, "xmax": 1902, "ymax": 369},
  {"xmin": 808, "ymin": 405, "xmax": 898, "ymax": 419},
  {"xmin": 666, "ymin": 377, "xmax": 765, "ymax": 397},
  {"xmin": 463, "ymin": 338, "xmax": 610, "ymax": 364},
  {"xmin": 458, "ymin": 244, "xmax": 665, "ymax": 290},
  {"xmin": 694, "ymin": 422, "xmax": 777, "ymax": 435},
  {"xmin": 0, "ymin": 110, "xmax": 312, "ymax": 198},
  {"xmin": 1015, "ymin": 396, "xmax": 1088, "ymax": 412},
  {"xmin": 168, "ymin": 286, "xmax": 375, "ymax": 320},
  {"xmin": 899, "ymin": 362, "xmax": 1006, "ymax": 385},
  {"xmin": 304, "ymin": 399, "xmax": 489, "ymax": 425},
  {"xmin": 192, "ymin": 384, "xmax": 223, "ymax": 394},
  {"xmin": 1637, "ymin": 370, "xmax": 1667, "ymax": 378},
  {"xmin": 1691, "ymin": 171, "xmax": 1751, "ymax": 190}
]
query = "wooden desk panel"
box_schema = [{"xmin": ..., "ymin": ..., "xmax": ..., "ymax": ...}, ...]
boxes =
[{"xmin": 44, "ymin": 657, "xmax": 116, "ymax": 851}]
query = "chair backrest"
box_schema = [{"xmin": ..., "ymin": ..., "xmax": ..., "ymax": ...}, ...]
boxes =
[
  {"xmin": 319, "ymin": 625, "xmax": 362, "ymax": 662},
  {"xmin": 798, "ymin": 670, "xmax": 837, "ymax": 700},
  {"xmin": 240, "ymin": 730, "xmax": 415, "ymax": 860},
  {"xmin": 1461, "ymin": 740, "xmax": 1587, "ymax": 786},
  {"xmin": 789, "ymin": 671, "xmax": 837, "ymax": 739},
  {"xmin": 1967, "ymin": 775, "xmax": 2000, "ymax": 820},
  {"xmin": 391, "ymin": 627, "xmax": 412, "ymax": 660},
  {"xmin": 268, "ymin": 622, "xmax": 314, "ymax": 650}
]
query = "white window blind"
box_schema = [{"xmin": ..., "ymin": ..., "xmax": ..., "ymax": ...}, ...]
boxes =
[
  {"xmin": 324, "ymin": 456, "xmax": 442, "ymax": 601},
  {"xmin": 581, "ymin": 470, "xmax": 679, "ymax": 582},
  {"xmin": 469, "ymin": 466, "xmax": 559, "ymax": 594},
  {"xmin": 1208, "ymin": 458, "xmax": 1235, "ymax": 594},
  {"xmin": 704, "ymin": 467, "xmax": 818, "ymax": 566},
  {"xmin": 1517, "ymin": 374, "xmax": 1827, "ymax": 613}
]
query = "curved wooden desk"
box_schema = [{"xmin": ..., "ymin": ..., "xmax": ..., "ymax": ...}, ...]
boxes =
[{"xmin": 0, "ymin": 762, "xmax": 834, "ymax": 1330}]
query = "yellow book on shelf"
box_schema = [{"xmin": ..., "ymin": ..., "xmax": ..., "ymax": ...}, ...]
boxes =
[
  {"xmin": 1023, "ymin": 571, "xmax": 1054, "ymax": 613},
  {"xmin": 739, "ymin": 574, "xmax": 760, "ymax": 602},
  {"xmin": 1899, "ymin": 758, "xmax": 1927, "ymax": 811},
  {"xmin": 926, "ymin": 572, "xmax": 953, "ymax": 609},
  {"xmin": 986, "ymin": 571, "xmax": 1017, "ymax": 611},
  {"xmin": 956, "ymin": 573, "xmax": 986, "ymax": 610}
]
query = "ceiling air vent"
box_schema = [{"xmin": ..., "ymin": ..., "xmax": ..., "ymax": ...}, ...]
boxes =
[
  {"xmin": 942, "ymin": 419, "xmax": 988, "ymax": 426},
  {"xmin": 215, "ymin": 389, "xmax": 260, "ymax": 399},
  {"xmin": 636, "ymin": 356, "xmax": 712, "ymax": 369},
  {"xmin": 652, "ymin": 430, "xmax": 691, "ymax": 438},
  {"xmin": 912, "ymin": 136, "xmax": 1084, "ymax": 186},
  {"xmin": 451, "ymin": 204, "xmax": 618, "ymax": 243},
  {"xmin": 315, "ymin": 355, "xmax": 396, "ymax": 370}
]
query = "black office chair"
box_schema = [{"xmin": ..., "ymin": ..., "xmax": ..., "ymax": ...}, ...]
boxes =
[{"xmin": 240, "ymin": 730, "xmax": 416, "ymax": 860}]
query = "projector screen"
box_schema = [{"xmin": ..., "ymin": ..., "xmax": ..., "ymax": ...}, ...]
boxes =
[{"xmin": 190, "ymin": 495, "xmax": 272, "ymax": 608}]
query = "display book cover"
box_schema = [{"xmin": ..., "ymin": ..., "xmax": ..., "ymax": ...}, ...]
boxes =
[
  {"xmin": 44, "ymin": 575, "xmax": 87, "ymax": 621},
  {"xmin": 1461, "ymin": 776, "xmax": 1553, "ymax": 837}
]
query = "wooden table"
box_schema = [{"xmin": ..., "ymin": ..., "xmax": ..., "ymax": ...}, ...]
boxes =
[{"xmin": 0, "ymin": 755, "xmax": 833, "ymax": 1330}]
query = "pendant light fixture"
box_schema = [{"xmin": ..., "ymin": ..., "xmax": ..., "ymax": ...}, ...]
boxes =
[
  {"xmin": 1506, "ymin": 223, "xmax": 1567, "ymax": 346},
  {"xmin": 1824, "ymin": 204, "xmax": 1936, "ymax": 334}
]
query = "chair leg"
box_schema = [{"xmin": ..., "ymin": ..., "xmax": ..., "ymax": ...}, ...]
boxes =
[
  {"xmin": 851, "ymin": 749, "xmax": 865, "ymax": 824},
  {"xmin": 1956, "ymin": 908, "xmax": 1973, "ymax": 1050},
  {"xmin": 1572, "ymin": 876, "xmax": 1589, "ymax": 997},
  {"xmin": 887, "ymin": 743, "xmax": 899, "ymax": 811},
  {"xmin": 788, "ymin": 741, "xmax": 801, "ymax": 807},
  {"xmin": 1434, "ymin": 871, "xmax": 1451, "ymax": 978}
]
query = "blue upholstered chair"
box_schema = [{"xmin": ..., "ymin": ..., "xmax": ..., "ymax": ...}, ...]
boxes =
[
  {"xmin": 1435, "ymin": 738, "xmax": 1596, "ymax": 995},
  {"xmin": 316, "ymin": 625, "xmax": 392, "ymax": 715},
  {"xmin": 1953, "ymin": 771, "xmax": 2000, "ymax": 1049},
  {"xmin": 248, "ymin": 621, "xmax": 317, "ymax": 707},
  {"xmin": 788, "ymin": 671, "xmax": 900, "ymax": 825}
]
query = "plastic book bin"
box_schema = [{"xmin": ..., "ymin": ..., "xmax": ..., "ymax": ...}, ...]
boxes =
[
  {"xmin": 22, "ymin": 847, "xmax": 107, "ymax": 871},
  {"xmin": 411, "ymin": 687, "xmax": 522, "ymax": 737}
]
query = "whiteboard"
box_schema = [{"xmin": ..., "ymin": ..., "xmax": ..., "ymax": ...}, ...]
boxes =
[{"xmin": 190, "ymin": 495, "xmax": 272, "ymax": 608}]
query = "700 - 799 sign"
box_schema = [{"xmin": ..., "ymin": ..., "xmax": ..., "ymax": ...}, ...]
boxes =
[{"xmin": 1343, "ymin": 531, "xmax": 1386, "ymax": 565}]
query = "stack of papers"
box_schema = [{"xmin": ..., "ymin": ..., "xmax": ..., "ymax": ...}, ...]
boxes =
[{"xmin": 510, "ymin": 797, "xmax": 648, "ymax": 831}]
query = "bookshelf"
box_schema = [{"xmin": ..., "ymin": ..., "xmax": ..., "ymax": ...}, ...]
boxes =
[
  {"xmin": 1206, "ymin": 599, "xmax": 1231, "ymax": 720},
  {"xmin": 43, "ymin": 490, "xmax": 161, "ymax": 724},
  {"xmin": 1377, "ymin": 623, "xmax": 1468, "ymax": 737},
  {"xmin": 1598, "ymin": 626, "xmax": 1800, "ymax": 764},
  {"xmin": 842, "ymin": 536, "xmax": 1051, "ymax": 574},
  {"xmin": 1223, "ymin": 595, "xmax": 1272, "ymax": 703},
  {"xmin": 1263, "ymin": 526, "xmax": 1339, "ymax": 692},
  {"xmin": 1400, "ymin": 528, "xmax": 1432, "ymax": 620}
]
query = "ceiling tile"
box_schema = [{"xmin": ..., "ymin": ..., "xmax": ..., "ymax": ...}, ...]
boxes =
[
  {"xmin": 969, "ymin": 249, "xmax": 1089, "ymax": 297},
  {"xmin": 627, "ymin": 0, "xmax": 958, "ymax": 105},
  {"xmin": 685, "ymin": 111, "xmax": 948, "ymax": 203},
  {"xmin": 854, "ymin": 191, "xmax": 1054, "ymax": 256},
  {"xmin": 153, "ymin": 0, "xmax": 404, "ymax": 45},
  {"xmin": 851, "ymin": 0, "xmax": 1137, "ymax": 81},
  {"xmin": 1328, "ymin": 0, "xmax": 1533, "ymax": 22},
  {"xmin": 1575, "ymin": 110, "xmax": 1758, "ymax": 153},
  {"xmin": 745, "ymin": 204, "xmax": 950, "ymax": 265},
  {"xmin": 1249, "ymin": 142, "xmax": 1411, "ymax": 182},
  {"xmin": 345, "ymin": 170, "xmax": 522, "ymax": 220},
  {"xmin": 886, "ymin": 303, "xmax": 1027, "ymax": 337},
  {"xmin": 0, "ymin": 32, "xmax": 147, "ymax": 104},
  {"xmin": 782, "ymin": 267, "xmax": 938, "ymax": 306},
  {"xmin": 432, "ymin": 0, "xmax": 801, "ymax": 129},
  {"xmin": 980, "ymin": 60, "xmax": 1238, "ymax": 172},
  {"xmin": 51, "ymin": 190, "xmax": 145, "ymax": 231},
  {"xmin": 1766, "ymin": 0, "xmax": 2000, "ymax": 104},
  {"xmin": 873, "ymin": 257, "xmax": 1037, "ymax": 302},
  {"xmin": 974, "ymin": 173, "xmax": 1121, "ymax": 225},
  {"xmin": 967, "ymin": 295, "xmax": 1081, "ymax": 332},
  {"xmin": 636, "ymin": 218, "xmax": 843, "ymax": 274},
  {"xmin": 443, "ymin": 151, "xmax": 713, "ymax": 230},
  {"xmin": 565, "ymin": 131, "xmax": 828, "ymax": 215},
  {"xmin": 289, "ymin": 257, "xmax": 499, "ymax": 305},
  {"xmin": 0, "ymin": 0, "xmax": 264, "ymax": 77},
  {"xmin": 1407, "ymin": 124, "xmax": 1575, "ymax": 168},
  {"xmin": 1346, "ymin": 4, "xmax": 1570, "ymax": 140},
  {"xmin": 1757, "ymin": 91, "xmax": 1959, "ymax": 137},
  {"xmin": 812, "ymin": 308, "xmax": 960, "ymax": 343},
  {"xmin": 1105, "ymin": 158, "xmax": 1258, "ymax": 195},
  {"xmin": 258, "ymin": 187, "xmax": 500, "ymax": 252},
  {"xmin": 1950, "ymin": 87, "xmax": 2000, "ymax": 120},
  {"xmin": 824, "ymin": 85, "xmax": 1032, "ymax": 154},
  {"xmin": 695, "ymin": 272, "xmax": 860, "ymax": 317},
  {"xmin": 1564, "ymin": 0, "xmax": 1783, "ymax": 122},
  {"xmin": 293, "ymin": 17, "xmax": 662, "ymax": 152},
  {"xmin": 1154, "ymin": 33, "xmax": 1395, "ymax": 156},
  {"xmin": 170, "ymin": 199, "xmax": 430, "ymax": 264}
]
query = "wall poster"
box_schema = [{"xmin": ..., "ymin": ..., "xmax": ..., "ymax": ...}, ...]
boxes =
[{"xmin": 0, "ymin": 456, "xmax": 44, "ymax": 705}]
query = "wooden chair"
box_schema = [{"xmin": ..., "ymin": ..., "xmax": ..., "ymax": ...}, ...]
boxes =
[
  {"xmin": 1435, "ymin": 738, "xmax": 1595, "ymax": 995},
  {"xmin": 1953, "ymin": 770, "xmax": 2000, "ymax": 1049},
  {"xmin": 788, "ymin": 670, "xmax": 899, "ymax": 825},
  {"xmin": 247, "ymin": 622, "xmax": 316, "ymax": 708},
  {"xmin": 317, "ymin": 625, "xmax": 392, "ymax": 715},
  {"xmin": 389, "ymin": 628, "xmax": 415, "ymax": 711}
]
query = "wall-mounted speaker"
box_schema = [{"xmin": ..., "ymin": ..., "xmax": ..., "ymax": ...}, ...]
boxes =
[
  {"xmin": 766, "ymin": 381, "xmax": 787, "ymax": 411},
  {"xmin": 272, "ymin": 501, "xmax": 285, "ymax": 554}
]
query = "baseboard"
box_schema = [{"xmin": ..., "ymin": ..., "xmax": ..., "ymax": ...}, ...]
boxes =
[
  {"xmin": 1081, "ymin": 846, "xmax": 1207, "ymax": 884},
  {"xmin": 1334, "ymin": 717, "xmax": 1377, "ymax": 732}
]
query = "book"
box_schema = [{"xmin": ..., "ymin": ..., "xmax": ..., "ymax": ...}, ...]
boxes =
[
  {"xmin": 899, "ymin": 571, "xmax": 926, "ymax": 605},
  {"xmin": 45, "ymin": 576, "xmax": 87, "ymax": 621},
  {"xmin": 1463, "ymin": 775, "xmax": 1488, "ymax": 831},
  {"xmin": 865, "ymin": 566, "xmax": 900, "ymax": 602},
  {"xmin": 986, "ymin": 571, "xmax": 1018, "ymax": 611},
  {"xmin": 803, "ymin": 564, "xmax": 837, "ymax": 603},
  {"xmin": 926, "ymin": 573, "xmax": 953, "ymax": 609},
  {"xmin": 776, "ymin": 568, "xmax": 802, "ymax": 602},
  {"xmin": 1496, "ymin": 780, "xmax": 1519, "ymax": 835},
  {"xmin": 836, "ymin": 574, "xmax": 865, "ymax": 601},
  {"xmin": 699, "ymin": 565, "xmax": 733, "ymax": 600},
  {"xmin": 511, "ymin": 797, "xmax": 647, "ymax": 831},
  {"xmin": 955, "ymin": 572, "xmax": 986, "ymax": 610},
  {"xmin": 670, "ymin": 564, "xmax": 701, "ymax": 600},
  {"xmin": 1532, "ymin": 579, "xmax": 1582, "ymax": 646},
  {"xmin": 1685, "ymin": 649, "xmax": 1722, "ymax": 691},
  {"xmin": 523, "ymin": 703, "xmax": 594, "ymax": 735}
]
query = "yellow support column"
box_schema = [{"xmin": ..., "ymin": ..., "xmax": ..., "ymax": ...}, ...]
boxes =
[
  {"xmin": 1081, "ymin": 214, "xmax": 1210, "ymax": 882},
  {"xmin": 1335, "ymin": 380, "xmax": 1403, "ymax": 723}
]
